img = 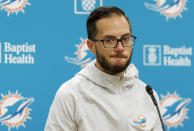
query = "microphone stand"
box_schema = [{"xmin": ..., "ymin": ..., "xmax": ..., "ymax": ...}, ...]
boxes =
[{"xmin": 146, "ymin": 85, "xmax": 166, "ymax": 131}]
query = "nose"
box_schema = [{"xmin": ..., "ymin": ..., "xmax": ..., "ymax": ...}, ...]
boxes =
[{"xmin": 115, "ymin": 41, "xmax": 124, "ymax": 52}]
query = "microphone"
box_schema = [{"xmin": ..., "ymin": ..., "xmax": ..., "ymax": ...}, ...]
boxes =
[{"xmin": 146, "ymin": 85, "xmax": 166, "ymax": 131}]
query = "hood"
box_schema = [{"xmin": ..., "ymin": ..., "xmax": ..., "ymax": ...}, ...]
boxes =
[{"xmin": 76, "ymin": 60, "xmax": 139, "ymax": 93}]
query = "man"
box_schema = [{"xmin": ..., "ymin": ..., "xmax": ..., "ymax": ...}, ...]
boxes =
[{"xmin": 45, "ymin": 6, "xmax": 162, "ymax": 131}]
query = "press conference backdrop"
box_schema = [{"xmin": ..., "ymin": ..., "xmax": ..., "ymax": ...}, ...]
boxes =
[{"xmin": 0, "ymin": 0, "xmax": 193, "ymax": 131}]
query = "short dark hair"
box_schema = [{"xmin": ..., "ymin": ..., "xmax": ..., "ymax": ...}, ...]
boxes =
[{"xmin": 86, "ymin": 6, "xmax": 132, "ymax": 39}]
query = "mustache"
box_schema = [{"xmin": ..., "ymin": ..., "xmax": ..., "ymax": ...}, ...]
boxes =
[{"xmin": 110, "ymin": 54, "xmax": 127, "ymax": 58}]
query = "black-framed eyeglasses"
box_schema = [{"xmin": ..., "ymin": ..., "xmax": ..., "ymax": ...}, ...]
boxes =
[{"xmin": 90, "ymin": 35, "xmax": 136, "ymax": 48}]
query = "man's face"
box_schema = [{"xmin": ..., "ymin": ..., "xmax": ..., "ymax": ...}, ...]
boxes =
[{"xmin": 94, "ymin": 15, "xmax": 133, "ymax": 74}]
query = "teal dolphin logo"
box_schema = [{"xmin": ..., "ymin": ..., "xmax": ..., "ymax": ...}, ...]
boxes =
[
  {"xmin": 160, "ymin": 92, "xmax": 191, "ymax": 129},
  {"xmin": 0, "ymin": 91, "xmax": 34, "ymax": 130},
  {"xmin": 65, "ymin": 37, "xmax": 95, "ymax": 68},
  {"xmin": 0, "ymin": 98, "xmax": 34, "ymax": 121},
  {"xmin": 162, "ymin": 98, "xmax": 191, "ymax": 120},
  {"xmin": 133, "ymin": 115, "xmax": 146, "ymax": 127},
  {"xmin": 0, "ymin": 0, "xmax": 31, "ymax": 16},
  {"xmin": 145, "ymin": 0, "xmax": 187, "ymax": 20}
]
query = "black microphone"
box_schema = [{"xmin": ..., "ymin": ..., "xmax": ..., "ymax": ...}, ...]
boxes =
[{"xmin": 146, "ymin": 85, "xmax": 166, "ymax": 131}]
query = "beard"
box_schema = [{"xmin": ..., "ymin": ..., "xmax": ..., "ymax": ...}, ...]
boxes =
[{"xmin": 95, "ymin": 48, "xmax": 133, "ymax": 74}]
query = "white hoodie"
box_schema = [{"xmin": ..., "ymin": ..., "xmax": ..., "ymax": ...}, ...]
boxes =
[{"xmin": 45, "ymin": 61, "xmax": 162, "ymax": 131}]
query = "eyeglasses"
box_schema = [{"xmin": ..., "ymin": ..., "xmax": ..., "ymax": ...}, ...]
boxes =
[{"xmin": 91, "ymin": 35, "xmax": 136, "ymax": 48}]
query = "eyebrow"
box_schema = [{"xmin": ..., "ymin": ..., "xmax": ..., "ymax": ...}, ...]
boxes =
[
  {"xmin": 103, "ymin": 33, "xmax": 131, "ymax": 39},
  {"xmin": 121, "ymin": 33, "xmax": 131, "ymax": 37}
]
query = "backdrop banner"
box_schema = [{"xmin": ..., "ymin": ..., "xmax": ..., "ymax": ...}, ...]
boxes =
[{"xmin": 0, "ymin": 0, "xmax": 193, "ymax": 131}]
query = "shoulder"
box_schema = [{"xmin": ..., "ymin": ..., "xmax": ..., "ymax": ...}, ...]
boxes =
[
  {"xmin": 55, "ymin": 74, "xmax": 91, "ymax": 101},
  {"xmin": 133, "ymin": 79, "xmax": 160, "ymax": 103},
  {"xmin": 133, "ymin": 78, "xmax": 147, "ymax": 95}
]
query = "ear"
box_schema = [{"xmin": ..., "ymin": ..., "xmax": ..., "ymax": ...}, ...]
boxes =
[{"xmin": 87, "ymin": 39, "xmax": 96, "ymax": 55}]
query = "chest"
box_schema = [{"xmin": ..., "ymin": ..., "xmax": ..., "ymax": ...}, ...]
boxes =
[{"xmin": 75, "ymin": 87, "xmax": 158, "ymax": 131}]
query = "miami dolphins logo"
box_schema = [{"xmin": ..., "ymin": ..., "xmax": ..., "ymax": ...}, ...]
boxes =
[
  {"xmin": 0, "ymin": 91, "xmax": 34, "ymax": 130},
  {"xmin": 145, "ymin": 0, "xmax": 187, "ymax": 20},
  {"xmin": 65, "ymin": 37, "xmax": 95, "ymax": 68},
  {"xmin": 0, "ymin": 0, "xmax": 31, "ymax": 16},
  {"xmin": 160, "ymin": 92, "xmax": 191, "ymax": 129},
  {"xmin": 133, "ymin": 115, "xmax": 146, "ymax": 127}
]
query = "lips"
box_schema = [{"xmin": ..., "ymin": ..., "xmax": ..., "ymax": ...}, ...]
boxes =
[{"xmin": 110, "ymin": 54, "xmax": 127, "ymax": 58}]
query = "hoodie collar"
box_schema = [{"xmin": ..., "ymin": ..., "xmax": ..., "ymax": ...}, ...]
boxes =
[{"xmin": 76, "ymin": 60, "xmax": 139, "ymax": 93}]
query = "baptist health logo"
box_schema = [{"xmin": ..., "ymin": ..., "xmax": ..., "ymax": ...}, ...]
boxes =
[
  {"xmin": 0, "ymin": 42, "xmax": 36, "ymax": 64},
  {"xmin": 0, "ymin": 91, "xmax": 34, "ymax": 130},
  {"xmin": 0, "ymin": 0, "xmax": 30, "ymax": 16},
  {"xmin": 143, "ymin": 45, "xmax": 192, "ymax": 66},
  {"xmin": 143, "ymin": 45, "xmax": 161, "ymax": 66},
  {"xmin": 65, "ymin": 37, "xmax": 95, "ymax": 67},
  {"xmin": 145, "ymin": 0, "xmax": 187, "ymax": 20},
  {"xmin": 74, "ymin": 0, "xmax": 103, "ymax": 14},
  {"xmin": 160, "ymin": 92, "xmax": 191, "ymax": 129}
]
